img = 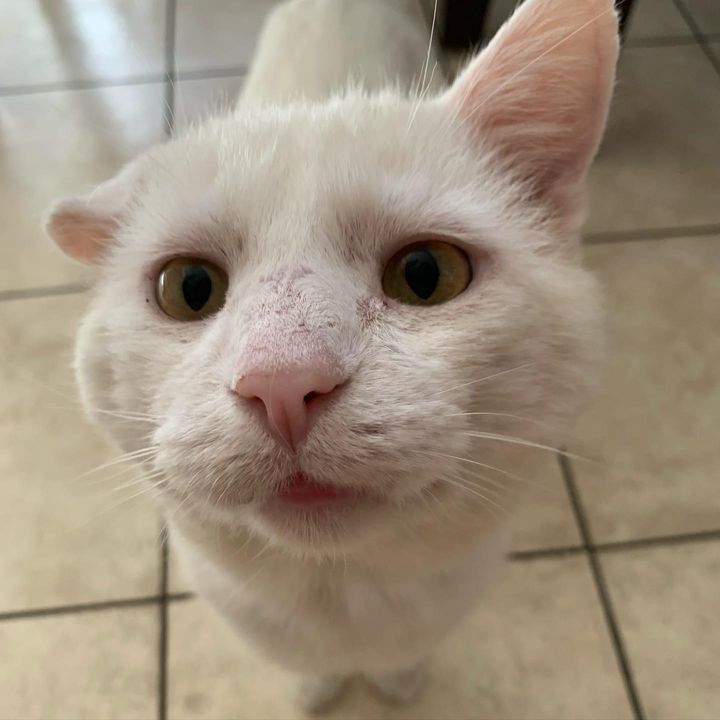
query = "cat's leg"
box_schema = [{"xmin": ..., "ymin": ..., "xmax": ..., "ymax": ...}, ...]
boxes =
[
  {"xmin": 296, "ymin": 674, "xmax": 347, "ymax": 714},
  {"xmin": 367, "ymin": 661, "xmax": 427, "ymax": 703}
]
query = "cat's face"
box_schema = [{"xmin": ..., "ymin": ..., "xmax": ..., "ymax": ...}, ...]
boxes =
[{"xmin": 48, "ymin": 0, "xmax": 618, "ymax": 554}]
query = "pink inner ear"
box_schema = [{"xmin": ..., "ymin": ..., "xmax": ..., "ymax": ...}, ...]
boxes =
[
  {"xmin": 46, "ymin": 154, "xmax": 147, "ymax": 265},
  {"xmin": 445, "ymin": 0, "xmax": 619, "ymax": 215},
  {"xmin": 47, "ymin": 201, "xmax": 119, "ymax": 265}
]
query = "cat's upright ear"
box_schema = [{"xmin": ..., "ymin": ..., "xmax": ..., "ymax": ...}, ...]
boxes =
[
  {"xmin": 443, "ymin": 0, "xmax": 619, "ymax": 221},
  {"xmin": 46, "ymin": 157, "xmax": 146, "ymax": 265}
]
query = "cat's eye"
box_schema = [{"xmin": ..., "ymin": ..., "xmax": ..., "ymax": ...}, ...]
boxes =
[
  {"xmin": 382, "ymin": 240, "xmax": 472, "ymax": 306},
  {"xmin": 156, "ymin": 258, "xmax": 229, "ymax": 321}
]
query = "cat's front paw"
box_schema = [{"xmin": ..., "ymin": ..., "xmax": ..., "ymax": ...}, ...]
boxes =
[
  {"xmin": 296, "ymin": 674, "xmax": 347, "ymax": 714},
  {"xmin": 367, "ymin": 662, "xmax": 427, "ymax": 704}
]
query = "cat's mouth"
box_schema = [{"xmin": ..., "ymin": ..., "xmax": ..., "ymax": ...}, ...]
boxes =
[
  {"xmin": 251, "ymin": 471, "xmax": 388, "ymax": 546},
  {"xmin": 267, "ymin": 472, "xmax": 387, "ymax": 517},
  {"xmin": 274, "ymin": 472, "xmax": 360, "ymax": 507}
]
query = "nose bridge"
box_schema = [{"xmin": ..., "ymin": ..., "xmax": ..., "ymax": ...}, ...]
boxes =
[
  {"xmin": 236, "ymin": 265, "xmax": 346, "ymax": 377},
  {"xmin": 232, "ymin": 265, "xmax": 354, "ymax": 450}
]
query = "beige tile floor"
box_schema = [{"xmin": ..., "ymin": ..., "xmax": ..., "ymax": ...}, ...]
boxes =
[{"xmin": 1, "ymin": 1, "xmax": 718, "ymax": 719}]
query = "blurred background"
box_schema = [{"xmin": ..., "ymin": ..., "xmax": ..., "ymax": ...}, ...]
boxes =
[{"xmin": 0, "ymin": 1, "xmax": 718, "ymax": 718}]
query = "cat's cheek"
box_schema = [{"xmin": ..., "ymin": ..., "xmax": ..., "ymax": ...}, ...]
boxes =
[{"xmin": 74, "ymin": 313, "xmax": 137, "ymax": 450}]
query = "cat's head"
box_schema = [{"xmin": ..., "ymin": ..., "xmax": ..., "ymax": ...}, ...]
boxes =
[{"xmin": 47, "ymin": 0, "xmax": 618, "ymax": 555}]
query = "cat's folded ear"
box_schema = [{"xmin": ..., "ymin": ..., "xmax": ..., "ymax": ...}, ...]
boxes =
[
  {"xmin": 442, "ymin": 0, "xmax": 619, "ymax": 222},
  {"xmin": 46, "ymin": 156, "xmax": 146, "ymax": 265}
]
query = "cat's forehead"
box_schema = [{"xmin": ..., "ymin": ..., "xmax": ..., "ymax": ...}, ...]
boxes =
[
  {"xmin": 118, "ymin": 94, "xmax": 547, "ymax": 275},
  {"xmin": 160, "ymin": 97, "xmax": 480, "ymax": 201},
  {"xmin": 135, "ymin": 97, "xmax": 505, "ymax": 256}
]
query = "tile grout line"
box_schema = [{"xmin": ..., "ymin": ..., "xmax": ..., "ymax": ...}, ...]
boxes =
[
  {"xmin": 558, "ymin": 453, "xmax": 646, "ymax": 720},
  {"xmin": 0, "ymin": 283, "xmax": 88, "ymax": 303},
  {"xmin": 0, "ymin": 592, "xmax": 193, "ymax": 623},
  {"xmin": 510, "ymin": 527, "xmax": 720, "ymax": 562},
  {"xmin": 0, "ymin": 73, "xmax": 165, "ymax": 97},
  {"xmin": 0, "ymin": 526, "xmax": 718, "ymax": 622},
  {"xmin": 163, "ymin": 0, "xmax": 178, "ymax": 138},
  {"xmin": 158, "ymin": 5, "xmax": 177, "ymax": 718},
  {"xmin": 508, "ymin": 545, "xmax": 585, "ymax": 561},
  {"xmin": 158, "ymin": 526, "xmax": 171, "ymax": 720},
  {"xmin": 671, "ymin": 0, "xmax": 720, "ymax": 80},
  {"xmin": 599, "ymin": 528, "xmax": 720, "ymax": 553},
  {"xmin": 0, "ymin": 67, "xmax": 247, "ymax": 99},
  {"xmin": 584, "ymin": 222, "xmax": 720, "ymax": 244},
  {"xmin": 0, "ymin": 31, "xmax": 718, "ymax": 102},
  {"xmin": 2, "ymin": 218, "xmax": 718, "ymax": 306}
]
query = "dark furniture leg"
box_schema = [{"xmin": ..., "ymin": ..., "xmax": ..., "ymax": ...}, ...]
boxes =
[
  {"xmin": 441, "ymin": 0, "xmax": 489, "ymax": 49},
  {"xmin": 616, "ymin": 0, "xmax": 637, "ymax": 36},
  {"xmin": 441, "ymin": 0, "xmax": 637, "ymax": 49}
]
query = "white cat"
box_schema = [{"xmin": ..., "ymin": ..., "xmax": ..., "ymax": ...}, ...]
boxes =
[{"xmin": 47, "ymin": 0, "xmax": 618, "ymax": 711}]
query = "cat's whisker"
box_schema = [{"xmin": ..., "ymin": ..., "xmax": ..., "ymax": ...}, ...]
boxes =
[
  {"xmin": 108, "ymin": 471, "xmax": 165, "ymax": 495},
  {"xmin": 240, "ymin": 547, "xmax": 277, "ymax": 588},
  {"xmin": 417, "ymin": 0, "xmax": 439, "ymax": 101},
  {"xmin": 408, "ymin": 60, "xmax": 439, "ymax": 130},
  {"xmin": 468, "ymin": 470, "xmax": 559, "ymax": 499},
  {"xmin": 77, "ymin": 445, "xmax": 159, "ymax": 480},
  {"xmin": 419, "ymin": 450, "xmax": 553, "ymax": 494},
  {"xmin": 90, "ymin": 403, "xmax": 165, "ymax": 424},
  {"xmin": 427, "ymin": 362, "xmax": 537, "ymax": 398},
  {"xmin": 421, "ymin": 449, "xmax": 557, "ymax": 495},
  {"xmin": 95, "ymin": 416, "xmax": 158, "ymax": 427},
  {"xmin": 438, "ymin": 443, "xmax": 656, "ymax": 490},
  {"xmin": 94, "ymin": 483, "xmax": 161, "ymax": 517},
  {"xmin": 35, "ymin": 382, "xmax": 163, "ymax": 422},
  {"xmin": 441, "ymin": 410, "xmax": 561, "ymax": 435},
  {"xmin": 14, "ymin": 370, "xmax": 83, "ymax": 403},
  {"xmin": 250, "ymin": 539, "xmax": 276, "ymax": 564},
  {"xmin": 452, "ymin": 466, "xmax": 534, "ymax": 498},
  {"xmin": 459, "ymin": 432, "xmax": 599, "ymax": 465},
  {"xmin": 445, "ymin": 471, "xmax": 507, "ymax": 500},
  {"xmin": 40, "ymin": 401, "xmax": 163, "ymax": 429},
  {"xmin": 93, "ymin": 408, "xmax": 160, "ymax": 420},
  {"xmin": 435, "ymin": 474, "xmax": 508, "ymax": 515},
  {"xmin": 72, "ymin": 473, "xmax": 165, "ymax": 531},
  {"xmin": 166, "ymin": 490, "xmax": 198, "ymax": 524},
  {"xmin": 82, "ymin": 463, "xmax": 144, "ymax": 488},
  {"xmin": 85, "ymin": 475, "xmax": 148, "ymax": 503},
  {"xmin": 92, "ymin": 411, "xmax": 160, "ymax": 424},
  {"xmin": 462, "ymin": 8, "xmax": 614, "ymax": 124},
  {"xmin": 214, "ymin": 478, "xmax": 235, "ymax": 508},
  {"xmin": 417, "ymin": 486, "xmax": 460, "ymax": 528},
  {"xmin": 85, "ymin": 470, "xmax": 165, "ymax": 494}
]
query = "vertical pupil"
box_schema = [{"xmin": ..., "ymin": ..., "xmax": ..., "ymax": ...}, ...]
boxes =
[
  {"xmin": 404, "ymin": 250, "xmax": 439, "ymax": 300},
  {"xmin": 182, "ymin": 266, "xmax": 212, "ymax": 311}
]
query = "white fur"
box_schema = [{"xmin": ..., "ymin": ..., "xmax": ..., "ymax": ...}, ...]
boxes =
[
  {"xmin": 242, "ymin": 0, "xmax": 445, "ymax": 102},
  {"xmin": 49, "ymin": 0, "xmax": 618, "ymax": 708}
]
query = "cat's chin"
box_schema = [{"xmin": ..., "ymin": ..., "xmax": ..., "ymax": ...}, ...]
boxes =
[
  {"xmin": 160, "ymin": 467, "xmax": 440, "ymax": 552},
  {"xmin": 252, "ymin": 486, "xmax": 389, "ymax": 549}
]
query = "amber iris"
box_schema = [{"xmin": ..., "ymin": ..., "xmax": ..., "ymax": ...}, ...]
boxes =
[
  {"xmin": 382, "ymin": 241, "xmax": 472, "ymax": 305},
  {"xmin": 156, "ymin": 258, "xmax": 228, "ymax": 320}
]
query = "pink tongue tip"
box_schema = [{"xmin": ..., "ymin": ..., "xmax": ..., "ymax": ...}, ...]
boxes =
[{"xmin": 278, "ymin": 473, "xmax": 351, "ymax": 505}]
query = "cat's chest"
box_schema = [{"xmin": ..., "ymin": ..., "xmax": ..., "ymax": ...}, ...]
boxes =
[
  {"xmin": 172, "ymin": 520, "xmax": 505, "ymax": 671},
  {"xmin": 220, "ymin": 548, "xmax": 482, "ymax": 635}
]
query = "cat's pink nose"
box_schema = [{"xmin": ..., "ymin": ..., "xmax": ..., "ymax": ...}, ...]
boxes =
[{"xmin": 234, "ymin": 369, "xmax": 345, "ymax": 451}]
